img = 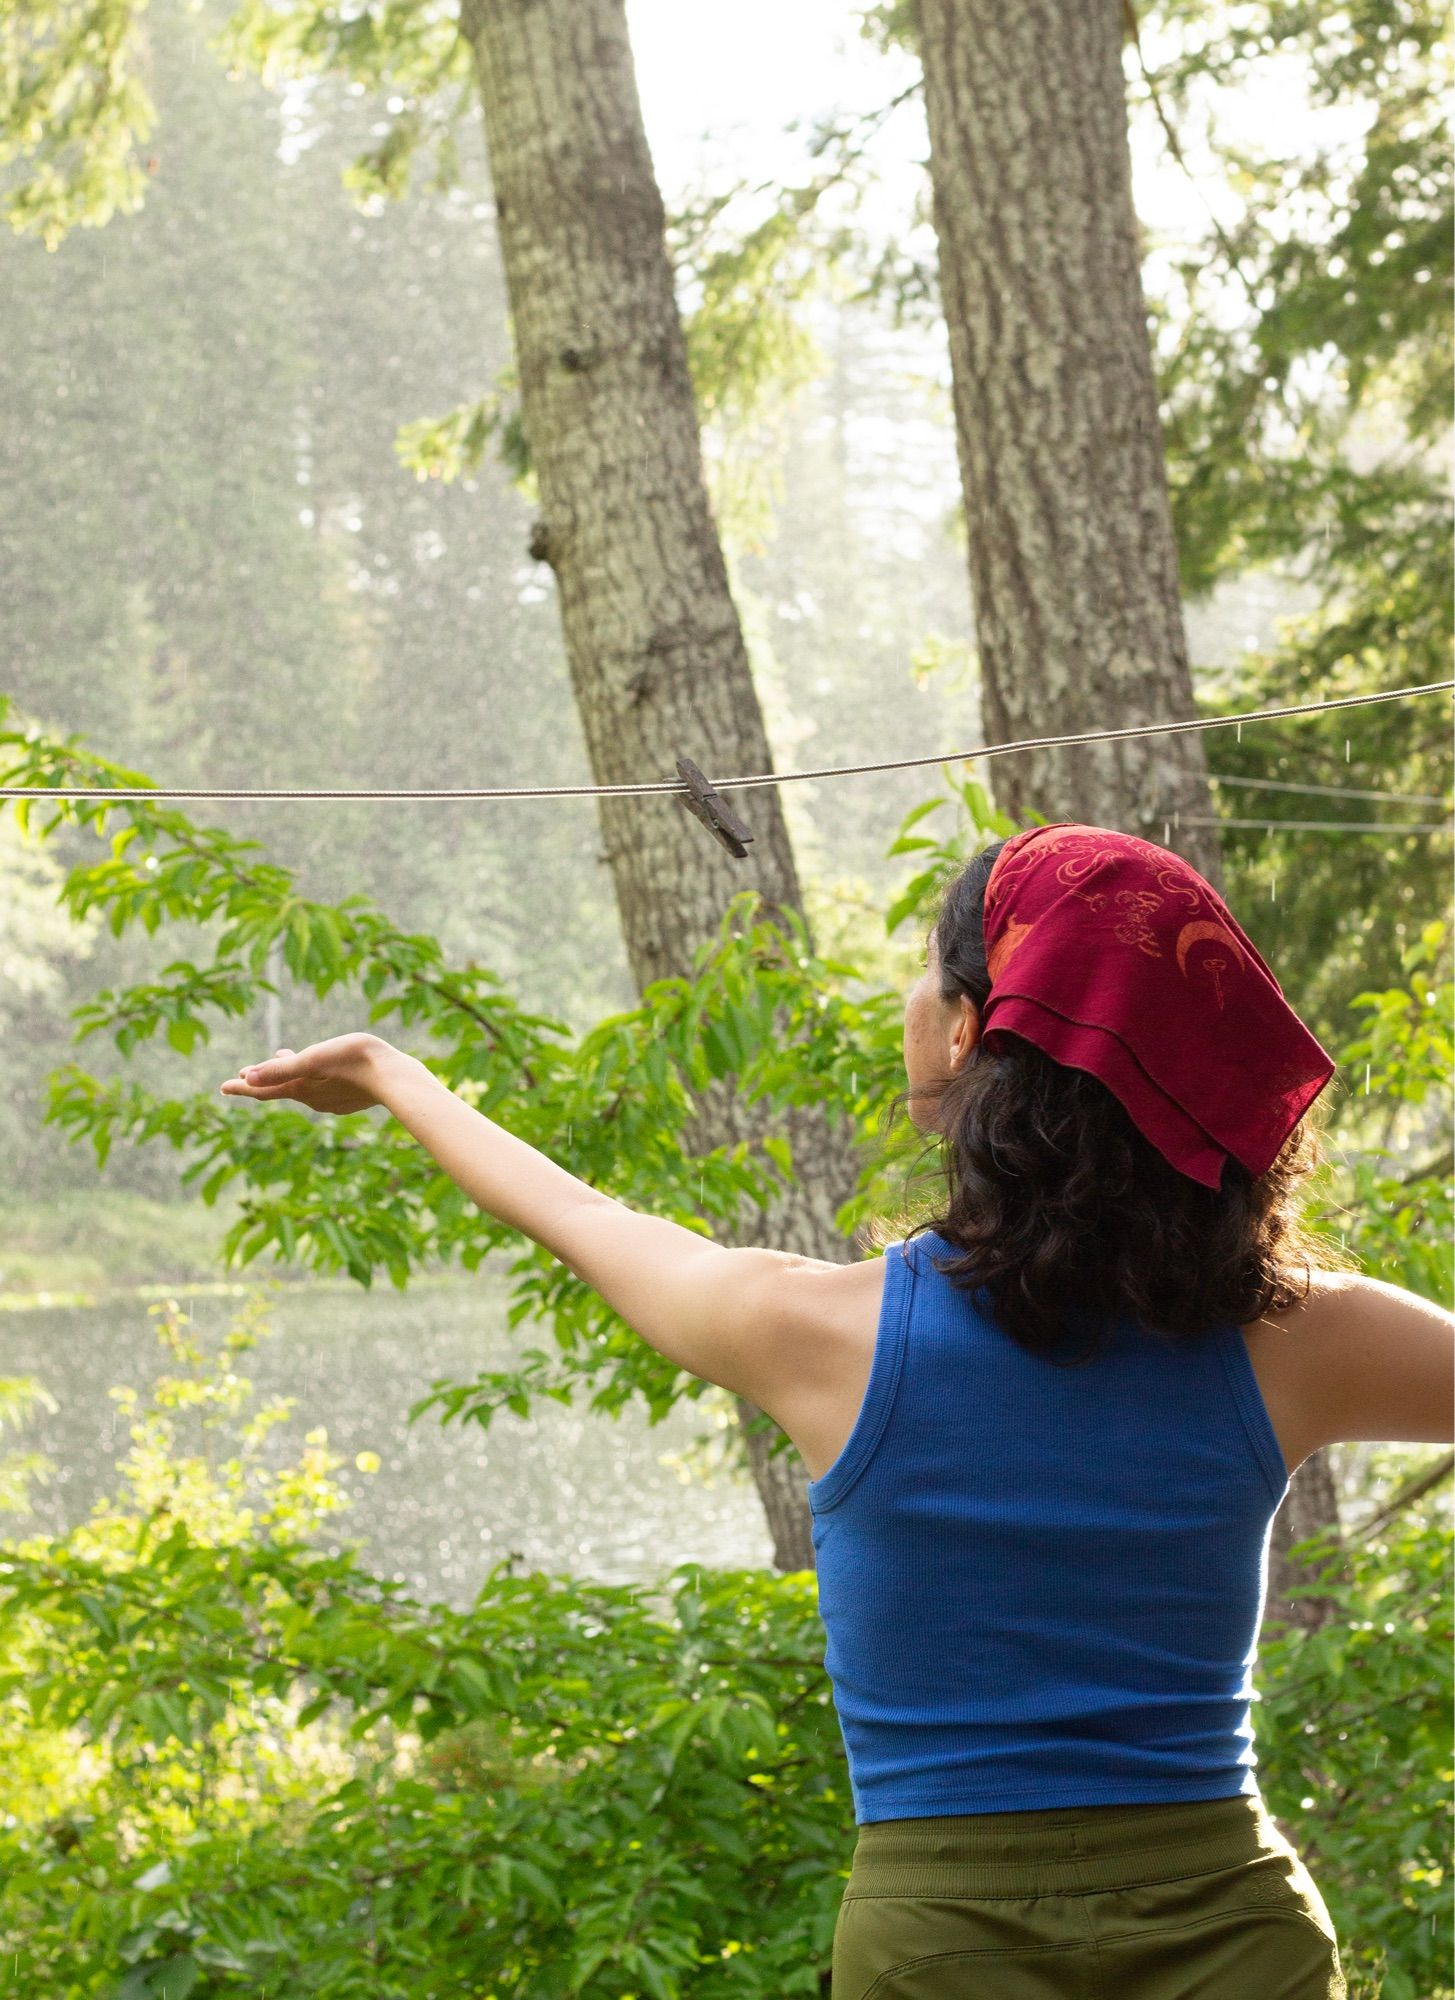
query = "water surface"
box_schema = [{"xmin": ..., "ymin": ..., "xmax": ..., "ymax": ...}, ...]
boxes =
[{"xmin": 0, "ymin": 1272, "xmax": 774, "ymax": 1605}]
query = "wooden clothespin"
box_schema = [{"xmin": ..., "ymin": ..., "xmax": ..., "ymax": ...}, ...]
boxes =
[{"xmin": 675, "ymin": 757, "xmax": 755, "ymax": 860}]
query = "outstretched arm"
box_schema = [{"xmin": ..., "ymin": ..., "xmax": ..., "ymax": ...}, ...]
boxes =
[
  {"xmin": 1279, "ymin": 1268, "xmax": 1455, "ymax": 1453},
  {"xmin": 220, "ymin": 1033, "xmax": 831, "ymax": 1410}
]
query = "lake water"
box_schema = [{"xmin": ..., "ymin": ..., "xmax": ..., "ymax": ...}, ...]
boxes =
[{"xmin": 0, "ymin": 1271, "xmax": 774, "ymax": 1606}]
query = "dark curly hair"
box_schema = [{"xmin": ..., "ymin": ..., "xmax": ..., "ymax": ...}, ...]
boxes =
[{"xmin": 894, "ymin": 837, "xmax": 1342, "ymax": 1364}]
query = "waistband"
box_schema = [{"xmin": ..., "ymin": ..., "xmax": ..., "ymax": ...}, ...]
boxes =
[{"xmin": 845, "ymin": 1793, "xmax": 1290, "ymax": 1899}]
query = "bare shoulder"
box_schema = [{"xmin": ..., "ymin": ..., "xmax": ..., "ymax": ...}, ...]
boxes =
[
  {"xmin": 724, "ymin": 1249, "xmax": 883, "ymax": 1410},
  {"xmin": 741, "ymin": 1252, "xmax": 888, "ymax": 1482},
  {"xmin": 767, "ymin": 1253, "xmax": 888, "ymax": 1372},
  {"xmin": 1243, "ymin": 1266, "xmax": 1455, "ymax": 1459}
]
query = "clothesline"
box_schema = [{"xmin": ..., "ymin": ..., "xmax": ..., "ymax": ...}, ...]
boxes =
[
  {"xmin": 0, "ymin": 678, "xmax": 1449, "ymax": 804},
  {"xmin": 1178, "ymin": 816, "xmax": 1450, "ymax": 835},
  {"xmin": 1204, "ymin": 774, "xmax": 1447, "ymax": 806}
]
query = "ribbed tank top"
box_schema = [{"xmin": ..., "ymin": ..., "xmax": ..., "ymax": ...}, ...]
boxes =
[{"xmin": 807, "ymin": 1230, "xmax": 1291, "ymax": 1826}]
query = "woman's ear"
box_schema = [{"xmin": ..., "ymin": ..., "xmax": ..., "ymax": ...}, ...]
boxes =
[{"xmin": 948, "ymin": 995, "xmax": 981, "ymax": 1074}]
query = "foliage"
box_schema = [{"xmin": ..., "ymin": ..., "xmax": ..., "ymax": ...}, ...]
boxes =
[
  {"xmin": 220, "ymin": 0, "xmax": 471, "ymax": 199},
  {"xmin": 665, "ymin": 92, "xmax": 922, "ymax": 538},
  {"xmin": 0, "ymin": 0, "xmax": 156, "ymax": 245},
  {"xmin": 1191, "ymin": 503, "xmax": 1451, "ymax": 1057},
  {"xmin": 1257, "ymin": 1503, "xmax": 1454, "ymax": 2000},
  {"xmin": 0, "ymin": 695, "xmax": 919, "ymax": 1469},
  {"xmin": 1344, "ymin": 919, "xmax": 1453, "ymax": 1106},
  {"xmin": 1141, "ymin": 0, "xmax": 1451, "ymax": 564},
  {"xmin": 0, "ymin": 805, "xmax": 103, "ymax": 1002},
  {"xmin": 1301, "ymin": 918, "xmax": 1453, "ymax": 1299},
  {"xmin": 1130, "ymin": 0, "xmax": 1454, "ymax": 1049},
  {"xmin": 0, "ymin": 1373, "xmax": 57, "ymax": 1515},
  {"xmin": 394, "ymin": 373, "xmax": 532, "ymax": 492},
  {"xmin": 0, "ymin": 1301, "xmax": 853, "ymax": 1997},
  {"xmin": 0, "ymin": 1288, "xmax": 1447, "ymax": 1996}
]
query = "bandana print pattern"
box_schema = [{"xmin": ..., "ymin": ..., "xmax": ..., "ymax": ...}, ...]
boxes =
[{"xmin": 978, "ymin": 822, "xmax": 1334, "ymax": 1186}]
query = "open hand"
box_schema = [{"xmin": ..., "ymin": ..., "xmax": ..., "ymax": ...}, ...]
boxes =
[{"xmin": 219, "ymin": 1033, "xmax": 391, "ymax": 1115}]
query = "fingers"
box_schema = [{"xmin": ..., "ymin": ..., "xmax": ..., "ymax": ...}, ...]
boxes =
[
  {"xmin": 219, "ymin": 1076, "xmax": 294, "ymax": 1099},
  {"xmin": 220, "ymin": 1049, "xmax": 299, "ymax": 1099},
  {"xmin": 241, "ymin": 1048, "xmax": 297, "ymax": 1084}
]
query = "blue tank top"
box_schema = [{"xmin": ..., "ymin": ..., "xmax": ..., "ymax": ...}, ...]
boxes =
[{"xmin": 807, "ymin": 1230, "xmax": 1291, "ymax": 1825}]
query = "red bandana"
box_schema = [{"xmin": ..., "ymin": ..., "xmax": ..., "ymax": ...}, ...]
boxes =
[{"xmin": 980, "ymin": 823, "xmax": 1336, "ymax": 1188}]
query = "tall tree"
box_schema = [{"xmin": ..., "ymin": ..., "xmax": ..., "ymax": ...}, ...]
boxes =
[
  {"xmin": 909, "ymin": 0, "xmax": 1342, "ymax": 1626},
  {"xmin": 451, "ymin": 0, "xmax": 868, "ymax": 1569},
  {"xmin": 910, "ymin": 0, "xmax": 1221, "ymax": 879}
]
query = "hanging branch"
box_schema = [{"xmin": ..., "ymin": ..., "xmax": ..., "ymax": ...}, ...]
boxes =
[{"xmin": 1350, "ymin": 1452, "xmax": 1454, "ymax": 1544}]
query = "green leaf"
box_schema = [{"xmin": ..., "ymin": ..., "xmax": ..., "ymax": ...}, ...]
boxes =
[
  {"xmin": 449, "ymin": 1656, "xmax": 494, "ymax": 1710},
  {"xmin": 114, "ymin": 1954, "xmax": 200, "ymax": 2000},
  {"xmin": 884, "ymin": 867, "xmax": 941, "ymax": 935},
  {"xmin": 895, "ymin": 795, "xmax": 946, "ymax": 833},
  {"xmin": 165, "ymin": 1016, "xmax": 200, "ymax": 1056},
  {"xmin": 77, "ymin": 1593, "xmax": 118, "ymax": 1645},
  {"xmin": 699, "ymin": 1019, "xmax": 736, "ymax": 1078}
]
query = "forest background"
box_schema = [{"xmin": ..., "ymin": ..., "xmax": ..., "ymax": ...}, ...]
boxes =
[{"xmin": 0, "ymin": 0, "xmax": 1450, "ymax": 1995}]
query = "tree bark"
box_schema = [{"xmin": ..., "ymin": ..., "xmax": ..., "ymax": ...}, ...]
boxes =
[
  {"xmin": 1265, "ymin": 1451, "xmax": 1345, "ymax": 1636},
  {"xmin": 458, "ymin": 0, "xmax": 849, "ymax": 1573},
  {"xmin": 912, "ymin": 0, "xmax": 1220, "ymax": 882},
  {"xmin": 912, "ymin": 0, "xmax": 1342, "ymax": 1626}
]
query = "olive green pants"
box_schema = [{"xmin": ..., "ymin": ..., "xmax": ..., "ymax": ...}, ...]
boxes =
[{"xmin": 832, "ymin": 1794, "xmax": 1347, "ymax": 1999}]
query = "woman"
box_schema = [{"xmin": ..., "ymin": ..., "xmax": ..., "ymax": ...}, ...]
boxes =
[{"xmin": 221, "ymin": 822, "xmax": 1454, "ymax": 1999}]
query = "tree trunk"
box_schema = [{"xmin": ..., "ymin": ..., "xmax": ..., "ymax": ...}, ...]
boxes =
[
  {"xmin": 1265, "ymin": 1451, "xmax": 1344, "ymax": 1636},
  {"xmin": 458, "ymin": 0, "xmax": 848, "ymax": 1573},
  {"xmin": 912, "ymin": 0, "xmax": 1220, "ymax": 883},
  {"xmin": 912, "ymin": 0, "xmax": 1341, "ymax": 1626}
]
